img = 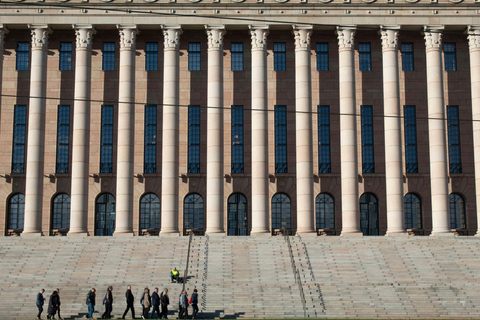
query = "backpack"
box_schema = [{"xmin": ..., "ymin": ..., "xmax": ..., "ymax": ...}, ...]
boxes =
[{"xmin": 86, "ymin": 292, "xmax": 90, "ymax": 305}]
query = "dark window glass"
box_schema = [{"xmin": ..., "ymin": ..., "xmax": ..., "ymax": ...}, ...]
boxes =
[
  {"xmin": 102, "ymin": 42, "xmax": 115, "ymax": 71},
  {"xmin": 447, "ymin": 106, "xmax": 462, "ymax": 173},
  {"xmin": 275, "ymin": 106, "xmax": 287, "ymax": 173},
  {"xmin": 59, "ymin": 42, "xmax": 72, "ymax": 71},
  {"xmin": 274, "ymin": 42, "xmax": 286, "ymax": 71},
  {"xmin": 359, "ymin": 193, "xmax": 379, "ymax": 235},
  {"xmin": 188, "ymin": 106, "xmax": 200, "ymax": 173},
  {"xmin": 145, "ymin": 42, "xmax": 158, "ymax": 71},
  {"xmin": 316, "ymin": 42, "xmax": 329, "ymax": 71},
  {"xmin": 95, "ymin": 193, "xmax": 115, "ymax": 236},
  {"xmin": 361, "ymin": 106, "xmax": 375, "ymax": 173},
  {"xmin": 52, "ymin": 193, "xmax": 71, "ymax": 230},
  {"xmin": 140, "ymin": 193, "xmax": 160, "ymax": 229},
  {"xmin": 100, "ymin": 105, "xmax": 114, "ymax": 173},
  {"xmin": 315, "ymin": 193, "xmax": 335, "ymax": 229},
  {"xmin": 144, "ymin": 105, "xmax": 157, "ymax": 174},
  {"xmin": 188, "ymin": 42, "xmax": 201, "ymax": 71},
  {"xmin": 227, "ymin": 193, "xmax": 248, "ymax": 236},
  {"xmin": 12, "ymin": 105, "xmax": 27, "ymax": 174},
  {"xmin": 404, "ymin": 193, "xmax": 422, "ymax": 229},
  {"xmin": 401, "ymin": 43, "xmax": 414, "ymax": 72},
  {"xmin": 359, "ymin": 42, "xmax": 371, "ymax": 71},
  {"xmin": 56, "ymin": 105, "xmax": 70, "ymax": 174},
  {"xmin": 16, "ymin": 42, "xmax": 29, "ymax": 71},
  {"xmin": 449, "ymin": 193, "xmax": 466, "ymax": 229},
  {"xmin": 271, "ymin": 193, "xmax": 291, "ymax": 230},
  {"xmin": 318, "ymin": 105, "xmax": 331, "ymax": 173},
  {"xmin": 444, "ymin": 43, "xmax": 457, "ymax": 72},
  {"xmin": 184, "ymin": 193, "xmax": 204, "ymax": 230},
  {"xmin": 404, "ymin": 106, "xmax": 418, "ymax": 173},
  {"xmin": 231, "ymin": 43, "xmax": 244, "ymax": 71},
  {"xmin": 8, "ymin": 194, "xmax": 25, "ymax": 230},
  {"xmin": 231, "ymin": 106, "xmax": 244, "ymax": 173}
]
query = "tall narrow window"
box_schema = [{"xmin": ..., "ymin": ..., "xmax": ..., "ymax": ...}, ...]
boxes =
[
  {"xmin": 404, "ymin": 106, "xmax": 418, "ymax": 173},
  {"xmin": 272, "ymin": 193, "xmax": 291, "ymax": 230},
  {"xmin": 188, "ymin": 106, "xmax": 200, "ymax": 173},
  {"xmin": 188, "ymin": 42, "xmax": 201, "ymax": 71},
  {"xmin": 16, "ymin": 42, "xmax": 29, "ymax": 71},
  {"xmin": 231, "ymin": 43, "xmax": 244, "ymax": 71},
  {"xmin": 318, "ymin": 105, "xmax": 331, "ymax": 173},
  {"xmin": 359, "ymin": 42, "xmax": 371, "ymax": 71},
  {"xmin": 184, "ymin": 193, "xmax": 204, "ymax": 231},
  {"xmin": 274, "ymin": 42, "xmax": 286, "ymax": 71},
  {"xmin": 449, "ymin": 193, "xmax": 466, "ymax": 229},
  {"xmin": 140, "ymin": 193, "xmax": 160, "ymax": 230},
  {"xmin": 56, "ymin": 105, "xmax": 70, "ymax": 174},
  {"xmin": 8, "ymin": 194, "xmax": 25, "ymax": 230},
  {"xmin": 404, "ymin": 193, "xmax": 422, "ymax": 229},
  {"xmin": 315, "ymin": 193, "xmax": 335, "ymax": 229},
  {"xmin": 145, "ymin": 42, "xmax": 158, "ymax": 71},
  {"xmin": 12, "ymin": 105, "xmax": 27, "ymax": 174},
  {"xmin": 102, "ymin": 42, "xmax": 115, "ymax": 71},
  {"xmin": 231, "ymin": 105, "xmax": 244, "ymax": 173},
  {"xmin": 444, "ymin": 43, "xmax": 457, "ymax": 72},
  {"xmin": 401, "ymin": 43, "xmax": 414, "ymax": 72},
  {"xmin": 447, "ymin": 105, "xmax": 462, "ymax": 173},
  {"xmin": 144, "ymin": 105, "xmax": 157, "ymax": 174},
  {"xmin": 100, "ymin": 105, "xmax": 114, "ymax": 173},
  {"xmin": 275, "ymin": 105, "xmax": 287, "ymax": 173},
  {"xmin": 316, "ymin": 43, "xmax": 329, "ymax": 71},
  {"xmin": 361, "ymin": 106, "xmax": 375, "ymax": 173},
  {"xmin": 59, "ymin": 42, "xmax": 72, "ymax": 71}
]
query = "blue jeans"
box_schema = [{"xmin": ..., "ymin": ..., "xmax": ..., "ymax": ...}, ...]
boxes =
[
  {"xmin": 150, "ymin": 305, "xmax": 160, "ymax": 319},
  {"xmin": 88, "ymin": 304, "xmax": 95, "ymax": 319}
]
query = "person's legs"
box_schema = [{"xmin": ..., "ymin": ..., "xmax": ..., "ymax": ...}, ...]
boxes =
[
  {"xmin": 37, "ymin": 305, "xmax": 43, "ymax": 319},
  {"xmin": 88, "ymin": 304, "xmax": 95, "ymax": 319},
  {"xmin": 57, "ymin": 307, "xmax": 62, "ymax": 320},
  {"xmin": 107, "ymin": 302, "xmax": 113, "ymax": 318}
]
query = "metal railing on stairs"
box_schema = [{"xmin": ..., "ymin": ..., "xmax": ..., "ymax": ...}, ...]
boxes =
[{"xmin": 182, "ymin": 231, "xmax": 194, "ymax": 292}]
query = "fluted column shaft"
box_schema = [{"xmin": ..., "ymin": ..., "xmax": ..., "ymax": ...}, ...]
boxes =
[
  {"xmin": 249, "ymin": 26, "xmax": 270, "ymax": 235},
  {"xmin": 205, "ymin": 26, "xmax": 226, "ymax": 235},
  {"xmin": 293, "ymin": 26, "xmax": 315, "ymax": 234},
  {"xmin": 23, "ymin": 26, "xmax": 49, "ymax": 236}
]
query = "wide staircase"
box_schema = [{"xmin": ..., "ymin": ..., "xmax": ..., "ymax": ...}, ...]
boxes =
[{"xmin": 1, "ymin": 235, "xmax": 480, "ymax": 319}]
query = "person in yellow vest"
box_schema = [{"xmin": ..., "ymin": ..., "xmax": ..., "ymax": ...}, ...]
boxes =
[{"xmin": 170, "ymin": 268, "xmax": 179, "ymax": 283}]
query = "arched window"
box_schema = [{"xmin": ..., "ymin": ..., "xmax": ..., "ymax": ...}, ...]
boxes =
[
  {"xmin": 227, "ymin": 193, "xmax": 248, "ymax": 236},
  {"xmin": 95, "ymin": 193, "xmax": 115, "ymax": 236},
  {"xmin": 272, "ymin": 193, "xmax": 291, "ymax": 230},
  {"xmin": 184, "ymin": 194, "xmax": 204, "ymax": 230},
  {"xmin": 449, "ymin": 193, "xmax": 466, "ymax": 229},
  {"xmin": 140, "ymin": 193, "xmax": 160, "ymax": 229},
  {"xmin": 52, "ymin": 193, "xmax": 71, "ymax": 230},
  {"xmin": 359, "ymin": 193, "xmax": 379, "ymax": 236},
  {"xmin": 8, "ymin": 193, "xmax": 25, "ymax": 230},
  {"xmin": 404, "ymin": 193, "xmax": 422, "ymax": 229},
  {"xmin": 315, "ymin": 193, "xmax": 335, "ymax": 229}
]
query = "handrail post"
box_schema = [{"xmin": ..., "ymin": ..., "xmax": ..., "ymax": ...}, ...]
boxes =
[{"xmin": 182, "ymin": 231, "xmax": 194, "ymax": 292}]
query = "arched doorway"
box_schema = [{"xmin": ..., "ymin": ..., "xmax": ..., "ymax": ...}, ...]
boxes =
[
  {"xmin": 227, "ymin": 193, "xmax": 248, "ymax": 236},
  {"xmin": 184, "ymin": 193, "xmax": 204, "ymax": 233},
  {"xmin": 449, "ymin": 193, "xmax": 466, "ymax": 229},
  {"xmin": 271, "ymin": 193, "xmax": 291, "ymax": 233},
  {"xmin": 95, "ymin": 193, "xmax": 116, "ymax": 236},
  {"xmin": 359, "ymin": 193, "xmax": 379, "ymax": 235}
]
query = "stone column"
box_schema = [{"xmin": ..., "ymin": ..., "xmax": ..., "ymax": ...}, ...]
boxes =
[
  {"xmin": 114, "ymin": 25, "xmax": 137, "ymax": 236},
  {"xmin": 205, "ymin": 26, "xmax": 226, "ymax": 235},
  {"xmin": 0, "ymin": 26, "xmax": 7, "ymax": 105},
  {"xmin": 380, "ymin": 27, "xmax": 407, "ymax": 236},
  {"xmin": 293, "ymin": 25, "xmax": 315, "ymax": 235},
  {"xmin": 161, "ymin": 26, "xmax": 182, "ymax": 235},
  {"xmin": 424, "ymin": 26, "xmax": 451, "ymax": 235},
  {"xmin": 69, "ymin": 26, "xmax": 95, "ymax": 236},
  {"xmin": 23, "ymin": 25, "xmax": 50, "ymax": 236},
  {"xmin": 249, "ymin": 26, "xmax": 270, "ymax": 236},
  {"xmin": 336, "ymin": 26, "xmax": 362, "ymax": 236}
]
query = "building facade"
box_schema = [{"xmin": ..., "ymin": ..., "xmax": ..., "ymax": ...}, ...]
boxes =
[{"xmin": 0, "ymin": 0, "xmax": 479, "ymax": 237}]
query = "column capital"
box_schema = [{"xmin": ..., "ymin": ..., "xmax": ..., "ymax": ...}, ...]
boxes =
[
  {"xmin": 423, "ymin": 26, "xmax": 444, "ymax": 52},
  {"xmin": 468, "ymin": 26, "xmax": 480, "ymax": 52},
  {"xmin": 336, "ymin": 26, "xmax": 356, "ymax": 51},
  {"xmin": 380, "ymin": 27, "xmax": 399, "ymax": 52},
  {"xmin": 28, "ymin": 25, "xmax": 51, "ymax": 50},
  {"xmin": 73, "ymin": 25, "xmax": 95, "ymax": 51},
  {"xmin": 162, "ymin": 26, "xmax": 182, "ymax": 51},
  {"xmin": 292, "ymin": 25, "xmax": 313, "ymax": 51},
  {"xmin": 117, "ymin": 25, "xmax": 138, "ymax": 50},
  {"xmin": 205, "ymin": 26, "xmax": 226, "ymax": 51},
  {"xmin": 249, "ymin": 26, "xmax": 269, "ymax": 51}
]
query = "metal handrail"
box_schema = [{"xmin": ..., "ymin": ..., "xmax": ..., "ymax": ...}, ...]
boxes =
[{"xmin": 182, "ymin": 231, "xmax": 194, "ymax": 292}]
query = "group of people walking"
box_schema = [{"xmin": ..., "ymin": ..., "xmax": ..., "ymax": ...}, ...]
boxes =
[{"xmin": 36, "ymin": 288, "xmax": 63, "ymax": 320}]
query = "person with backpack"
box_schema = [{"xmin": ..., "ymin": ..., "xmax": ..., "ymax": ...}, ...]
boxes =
[
  {"xmin": 101, "ymin": 286, "xmax": 113, "ymax": 319},
  {"xmin": 159, "ymin": 288, "xmax": 169, "ymax": 319},
  {"xmin": 86, "ymin": 288, "xmax": 96, "ymax": 320},
  {"xmin": 140, "ymin": 287, "xmax": 151, "ymax": 319},
  {"xmin": 122, "ymin": 285, "xmax": 135, "ymax": 319},
  {"xmin": 190, "ymin": 289, "xmax": 198, "ymax": 320}
]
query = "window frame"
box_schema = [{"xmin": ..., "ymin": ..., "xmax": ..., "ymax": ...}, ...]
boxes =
[
  {"xmin": 404, "ymin": 105, "xmax": 418, "ymax": 173},
  {"xmin": 231, "ymin": 105, "xmax": 244, "ymax": 173},
  {"xmin": 145, "ymin": 42, "xmax": 158, "ymax": 71},
  {"xmin": 274, "ymin": 42, "xmax": 286, "ymax": 71},
  {"xmin": 12, "ymin": 105, "xmax": 27, "ymax": 174},
  {"xmin": 16, "ymin": 42, "xmax": 29, "ymax": 71},
  {"xmin": 100, "ymin": 105, "xmax": 114, "ymax": 173},
  {"xmin": 188, "ymin": 42, "xmax": 201, "ymax": 71},
  {"xmin": 401, "ymin": 43, "xmax": 414, "ymax": 72},
  {"xmin": 188, "ymin": 105, "xmax": 201, "ymax": 173},
  {"xmin": 316, "ymin": 42, "xmax": 329, "ymax": 72},
  {"xmin": 444, "ymin": 42, "xmax": 457, "ymax": 72},
  {"xmin": 59, "ymin": 42, "xmax": 73, "ymax": 71},
  {"xmin": 102, "ymin": 42, "xmax": 116, "ymax": 71},
  {"xmin": 231, "ymin": 42, "xmax": 244, "ymax": 71},
  {"xmin": 318, "ymin": 105, "xmax": 331, "ymax": 173},
  {"xmin": 447, "ymin": 105, "xmax": 462, "ymax": 173},
  {"xmin": 274, "ymin": 105, "xmax": 288, "ymax": 173},
  {"xmin": 56, "ymin": 105, "xmax": 71, "ymax": 174},
  {"xmin": 361, "ymin": 105, "xmax": 375, "ymax": 173},
  {"xmin": 144, "ymin": 105, "xmax": 157, "ymax": 174},
  {"xmin": 359, "ymin": 42, "xmax": 372, "ymax": 72}
]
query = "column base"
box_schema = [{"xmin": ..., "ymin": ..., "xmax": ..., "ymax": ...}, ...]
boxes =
[
  {"xmin": 296, "ymin": 231, "xmax": 317, "ymax": 237},
  {"xmin": 386, "ymin": 231, "xmax": 408, "ymax": 237},
  {"xmin": 340, "ymin": 231, "xmax": 364, "ymax": 237},
  {"xmin": 21, "ymin": 231, "xmax": 43, "ymax": 237},
  {"xmin": 113, "ymin": 231, "xmax": 134, "ymax": 237},
  {"xmin": 205, "ymin": 231, "xmax": 225, "ymax": 236},
  {"xmin": 68, "ymin": 232, "xmax": 89, "ymax": 237},
  {"xmin": 430, "ymin": 231, "xmax": 455, "ymax": 237},
  {"xmin": 250, "ymin": 231, "xmax": 271, "ymax": 237},
  {"xmin": 159, "ymin": 232, "xmax": 180, "ymax": 237}
]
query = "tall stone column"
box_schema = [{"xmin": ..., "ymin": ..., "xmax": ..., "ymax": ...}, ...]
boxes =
[
  {"xmin": 380, "ymin": 27, "xmax": 407, "ymax": 236},
  {"xmin": 205, "ymin": 26, "xmax": 226, "ymax": 235},
  {"xmin": 249, "ymin": 26, "xmax": 270, "ymax": 236},
  {"xmin": 69, "ymin": 26, "xmax": 95, "ymax": 236},
  {"xmin": 336, "ymin": 26, "xmax": 362, "ymax": 236},
  {"xmin": 0, "ymin": 26, "xmax": 7, "ymax": 104},
  {"xmin": 114, "ymin": 25, "xmax": 137, "ymax": 236},
  {"xmin": 424, "ymin": 26, "xmax": 451, "ymax": 235},
  {"xmin": 161, "ymin": 27, "xmax": 182, "ymax": 235},
  {"xmin": 293, "ymin": 25, "xmax": 315, "ymax": 235},
  {"xmin": 23, "ymin": 25, "xmax": 50, "ymax": 236}
]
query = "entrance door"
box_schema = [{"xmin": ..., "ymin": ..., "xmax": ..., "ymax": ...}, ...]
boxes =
[
  {"xmin": 227, "ymin": 193, "xmax": 248, "ymax": 236},
  {"xmin": 95, "ymin": 193, "xmax": 116, "ymax": 236},
  {"xmin": 359, "ymin": 193, "xmax": 378, "ymax": 235}
]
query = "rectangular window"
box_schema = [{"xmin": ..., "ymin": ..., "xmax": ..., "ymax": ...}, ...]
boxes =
[
  {"xmin": 316, "ymin": 43, "xmax": 329, "ymax": 71},
  {"xmin": 59, "ymin": 42, "xmax": 72, "ymax": 71},
  {"xmin": 359, "ymin": 42, "xmax": 371, "ymax": 71},
  {"xmin": 100, "ymin": 105, "xmax": 114, "ymax": 173},
  {"xmin": 144, "ymin": 105, "xmax": 157, "ymax": 173},
  {"xmin": 188, "ymin": 106, "xmax": 201, "ymax": 173},
  {"xmin": 404, "ymin": 106, "xmax": 418, "ymax": 174},
  {"xmin": 274, "ymin": 42, "xmax": 286, "ymax": 71},
  {"xmin": 12, "ymin": 105, "xmax": 27, "ymax": 173},
  {"xmin": 145, "ymin": 42, "xmax": 158, "ymax": 71},
  {"xmin": 361, "ymin": 105, "xmax": 375, "ymax": 173},
  {"xmin": 318, "ymin": 106, "xmax": 331, "ymax": 173},
  {"xmin": 401, "ymin": 43, "xmax": 414, "ymax": 72},
  {"xmin": 188, "ymin": 42, "xmax": 201, "ymax": 71},
  {"xmin": 275, "ymin": 105, "xmax": 287, "ymax": 173},
  {"xmin": 231, "ymin": 105, "xmax": 244, "ymax": 173},
  {"xmin": 16, "ymin": 42, "xmax": 29, "ymax": 71},
  {"xmin": 56, "ymin": 105, "xmax": 70, "ymax": 174},
  {"xmin": 102, "ymin": 42, "xmax": 115, "ymax": 71},
  {"xmin": 444, "ymin": 43, "xmax": 457, "ymax": 72},
  {"xmin": 447, "ymin": 105, "xmax": 462, "ymax": 173},
  {"xmin": 231, "ymin": 43, "xmax": 244, "ymax": 71}
]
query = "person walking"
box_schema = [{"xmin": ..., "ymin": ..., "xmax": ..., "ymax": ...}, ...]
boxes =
[
  {"xmin": 36, "ymin": 288, "xmax": 45, "ymax": 320},
  {"xmin": 102, "ymin": 286, "xmax": 113, "ymax": 319},
  {"xmin": 178, "ymin": 291, "xmax": 189, "ymax": 319},
  {"xmin": 150, "ymin": 288, "xmax": 160, "ymax": 319},
  {"xmin": 140, "ymin": 288, "xmax": 151, "ymax": 319},
  {"xmin": 86, "ymin": 288, "xmax": 96, "ymax": 320},
  {"xmin": 46, "ymin": 291, "xmax": 59, "ymax": 320},
  {"xmin": 160, "ymin": 288, "xmax": 169, "ymax": 319},
  {"xmin": 122, "ymin": 285, "xmax": 136, "ymax": 319},
  {"xmin": 55, "ymin": 288, "xmax": 63, "ymax": 320},
  {"xmin": 190, "ymin": 289, "xmax": 198, "ymax": 320},
  {"xmin": 183, "ymin": 291, "xmax": 189, "ymax": 320}
]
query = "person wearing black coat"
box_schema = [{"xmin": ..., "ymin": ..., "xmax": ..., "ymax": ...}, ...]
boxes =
[
  {"xmin": 47, "ymin": 291, "xmax": 59, "ymax": 320},
  {"xmin": 191, "ymin": 289, "xmax": 199, "ymax": 320},
  {"xmin": 159, "ymin": 288, "xmax": 169, "ymax": 319},
  {"xmin": 122, "ymin": 285, "xmax": 135, "ymax": 319},
  {"xmin": 101, "ymin": 286, "xmax": 114, "ymax": 319},
  {"xmin": 36, "ymin": 289, "xmax": 45, "ymax": 320},
  {"xmin": 150, "ymin": 288, "xmax": 161, "ymax": 319}
]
